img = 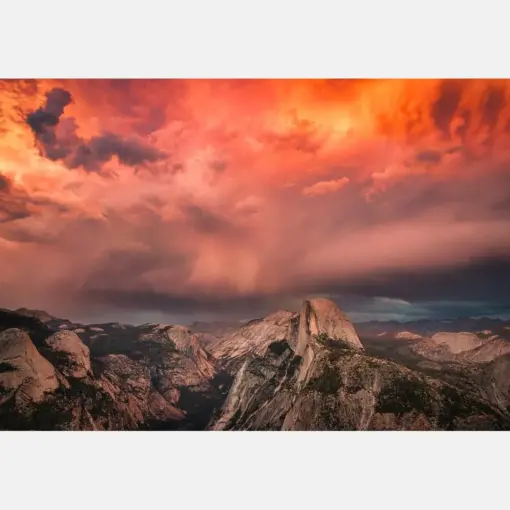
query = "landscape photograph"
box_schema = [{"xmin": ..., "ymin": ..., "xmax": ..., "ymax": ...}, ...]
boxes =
[{"xmin": 1, "ymin": 78, "xmax": 510, "ymax": 431}]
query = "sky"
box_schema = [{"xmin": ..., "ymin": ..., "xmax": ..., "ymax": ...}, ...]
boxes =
[{"xmin": 1, "ymin": 79, "xmax": 510, "ymax": 325}]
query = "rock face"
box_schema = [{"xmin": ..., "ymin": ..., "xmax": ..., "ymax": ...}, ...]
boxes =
[
  {"xmin": 211, "ymin": 299, "xmax": 363, "ymax": 374},
  {"xmin": 457, "ymin": 338, "xmax": 510, "ymax": 363},
  {"xmin": 138, "ymin": 324, "xmax": 216, "ymax": 384},
  {"xmin": 0, "ymin": 310, "xmax": 229, "ymax": 431},
  {"xmin": 430, "ymin": 332, "xmax": 485, "ymax": 354},
  {"xmin": 2, "ymin": 302, "xmax": 510, "ymax": 431},
  {"xmin": 44, "ymin": 330, "xmax": 91, "ymax": 379},
  {"xmin": 295, "ymin": 298, "xmax": 363, "ymax": 355},
  {"xmin": 0, "ymin": 328, "xmax": 59, "ymax": 408},
  {"xmin": 212, "ymin": 303, "xmax": 510, "ymax": 431},
  {"xmin": 211, "ymin": 311, "xmax": 297, "ymax": 372},
  {"xmin": 406, "ymin": 332, "xmax": 510, "ymax": 365},
  {"xmin": 214, "ymin": 336, "xmax": 509, "ymax": 430},
  {"xmin": 96, "ymin": 353, "xmax": 185, "ymax": 428}
]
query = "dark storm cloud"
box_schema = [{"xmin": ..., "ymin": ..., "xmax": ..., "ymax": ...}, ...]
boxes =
[
  {"xmin": 79, "ymin": 287, "xmax": 290, "ymax": 319},
  {"xmin": 78, "ymin": 259, "xmax": 510, "ymax": 323},
  {"xmin": 431, "ymin": 80, "xmax": 463, "ymax": 135},
  {"xmin": 305, "ymin": 258, "xmax": 510, "ymax": 313},
  {"xmin": 101, "ymin": 167, "xmax": 510, "ymax": 323},
  {"xmin": 26, "ymin": 88, "xmax": 72, "ymax": 139},
  {"xmin": 25, "ymin": 87, "xmax": 166, "ymax": 172},
  {"xmin": 67, "ymin": 132, "xmax": 165, "ymax": 171}
]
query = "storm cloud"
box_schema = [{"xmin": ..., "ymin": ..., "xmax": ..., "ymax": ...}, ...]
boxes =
[
  {"xmin": 1, "ymin": 79, "xmax": 510, "ymax": 324},
  {"xmin": 25, "ymin": 87, "xmax": 166, "ymax": 172}
]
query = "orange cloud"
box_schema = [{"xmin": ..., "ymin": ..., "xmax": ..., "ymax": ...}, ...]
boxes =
[
  {"xmin": 1, "ymin": 79, "xmax": 510, "ymax": 321},
  {"xmin": 302, "ymin": 177, "xmax": 350, "ymax": 197}
]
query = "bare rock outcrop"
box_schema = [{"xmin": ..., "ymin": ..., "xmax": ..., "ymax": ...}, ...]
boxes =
[
  {"xmin": 97, "ymin": 353, "xmax": 185, "ymax": 428},
  {"xmin": 139, "ymin": 324, "xmax": 216, "ymax": 383},
  {"xmin": 457, "ymin": 337, "xmax": 510, "ymax": 363},
  {"xmin": 4, "ymin": 301, "xmax": 509, "ymax": 431},
  {"xmin": 45, "ymin": 330, "xmax": 91, "ymax": 379},
  {"xmin": 212, "ymin": 299, "xmax": 363, "ymax": 374},
  {"xmin": 408, "ymin": 331, "xmax": 510, "ymax": 365},
  {"xmin": 0, "ymin": 328, "xmax": 59, "ymax": 407},
  {"xmin": 210, "ymin": 311, "xmax": 297, "ymax": 372},
  {"xmin": 212, "ymin": 307, "xmax": 509, "ymax": 431},
  {"xmin": 295, "ymin": 298, "xmax": 364, "ymax": 356},
  {"xmin": 430, "ymin": 332, "xmax": 485, "ymax": 354}
]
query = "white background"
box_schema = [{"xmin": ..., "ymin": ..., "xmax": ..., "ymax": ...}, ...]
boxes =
[{"xmin": 1, "ymin": 1, "xmax": 510, "ymax": 509}]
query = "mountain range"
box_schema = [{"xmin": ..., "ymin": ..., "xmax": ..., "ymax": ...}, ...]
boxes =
[{"xmin": 1, "ymin": 299, "xmax": 510, "ymax": 430}]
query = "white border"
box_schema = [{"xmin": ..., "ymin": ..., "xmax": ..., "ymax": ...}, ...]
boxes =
[
  {"xmin": 2, "ymin": 0, "xmax": 510, "ymax": 78},
  {"xmin": 2, "ymin": 431, "xmax": 509, "ymax": 510}
]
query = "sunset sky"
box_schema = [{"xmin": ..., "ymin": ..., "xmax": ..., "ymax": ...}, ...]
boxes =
[{"xmin": 1, "ymin": 79, "xmax": 510, "ymax": 324}]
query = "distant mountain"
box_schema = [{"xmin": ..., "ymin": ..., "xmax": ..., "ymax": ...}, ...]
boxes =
[{"xmin": 355, "ymin": 317, "xmax": 510, "ymax": 339}]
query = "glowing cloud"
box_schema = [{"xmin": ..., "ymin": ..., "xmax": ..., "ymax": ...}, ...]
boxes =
[{"xmin": 1, "ymin": 79, "xmax": 510, "ymax": 321}]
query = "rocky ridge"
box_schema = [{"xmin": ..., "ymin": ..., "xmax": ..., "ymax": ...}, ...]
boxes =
[
  {"xmin": 211, "ymin": 300, "xmax": 510, "ymax": 431},
  {"xmin": 2, "ymin": 300, "xmax": 510, "ymax": 431},
  {"xmin": 0, "ymin": 309, "xmax": 229, "ymax": 430}
]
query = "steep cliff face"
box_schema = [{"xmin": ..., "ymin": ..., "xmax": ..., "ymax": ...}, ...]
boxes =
[
  {"xmin": 211, "ymin": 298, "xmax": 363, "ymax": 375},
  {"xmin": 212, "ymin": 303, "xmax": 510, "ymax": 431},
  {"xmin": 294, "ymin": 298, "xmax": 363, "ymax": 356},
  {"xmin": 213, "ymin": 337, "xmax": 510, "ymax": 430}
]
